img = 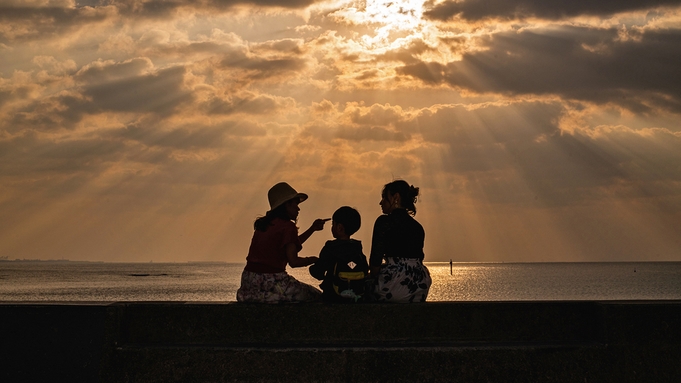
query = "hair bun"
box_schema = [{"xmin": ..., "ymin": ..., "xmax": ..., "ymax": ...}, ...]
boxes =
[
  {"xmin": 383, "ymin": 179, "xmax": 419, "ymax": 215},
  {"xmin": 409, "ymin": 185, "xmax": 420, "ymax": 202}
]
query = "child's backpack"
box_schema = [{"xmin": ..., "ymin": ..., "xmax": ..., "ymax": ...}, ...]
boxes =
[{"xmin": 332, "ymin": 259, "xmax": 367, "ymax": 302}]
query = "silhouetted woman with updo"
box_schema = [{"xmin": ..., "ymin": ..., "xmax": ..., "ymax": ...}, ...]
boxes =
[{"xmin": 369, "ymin": 180, "xmax": 431, "ymax": 302}]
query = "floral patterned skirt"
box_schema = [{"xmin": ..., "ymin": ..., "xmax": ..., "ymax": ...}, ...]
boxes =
[
  {"xmin": 373, "ymin": 258, "xmax": 431, "ymax": 303},
  {"xmin": 236, "ymin": 269, "xmax": 322, "ymax": 303}
]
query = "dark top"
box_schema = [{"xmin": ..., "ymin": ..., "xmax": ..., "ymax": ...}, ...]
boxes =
[
  {"xmin": 369, "ymin": 209, "xmax": 425, "ymax": 268},
  {"xmin": 244, "ymin": 218, "xmax": 301, "ymax": 274},
  {"xmin": 309, "ymin": 239, "xmax": 368, "ymax": 295}
]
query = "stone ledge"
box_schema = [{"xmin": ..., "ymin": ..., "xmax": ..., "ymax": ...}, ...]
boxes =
[{"xmin": 1, "ymin": 301, "xmax": 680, "ymax": 382}]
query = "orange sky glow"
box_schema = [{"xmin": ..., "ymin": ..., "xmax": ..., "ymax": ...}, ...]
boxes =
[{"xmin": 1, "ymin": 0, "xmax": 680, "ymax": 262}]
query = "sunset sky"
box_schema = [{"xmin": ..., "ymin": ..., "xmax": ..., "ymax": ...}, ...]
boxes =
[{"xmin": 1, "ymin": 0, "xmax": 680, "ymax": 263}]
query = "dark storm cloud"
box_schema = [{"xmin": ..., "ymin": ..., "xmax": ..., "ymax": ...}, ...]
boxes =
[
  {"xmin": 412, "ymin": 102, "xmax": 565, "ymax": 174},
  {"xmin": 176, "ymin": 42, "xmax": 226, "ymax": 55},
  {"xmin": 203, "ymin": 93, "xmax": 290, "ymax": 115},
  {"xmin": 76, "ymin": 58, "xmax": 153, "ymax": 85},
  {"xmin": 412, "ymin": 101, "xmax": 681, "ymax": 206},
  {"xmin": 252, "ymin": 39, "xmax": 305, "ymax": 54},
  {"xmin": 219, "ymin": 49, "xmax": 308, "ymax": 80},
  {"xmin": 302, "ymin": 102, "xmax": 412, "ymax": 143},
  {"xmin": 203, "ymin": 0, "xmax": 321, "ymax": 9},
  {"xmin": 424, "ymin": 0, "xmax": 681, "ymax": 21},
  {"xmin": 578, "ymin": 127, "xmax": 681, "ymax": 183},
  {"xmin": 397, "ymin": 61, "xmax": 445, "ymax": 84},
  {"xmin": 0, "ymin": 0, "xmax": 321, "ymax": 42},
  {"xmin": 102, "ymin": 0, "xmax": 322, "ymax": 19},
  {"xmin": 0, "ymin": 118, "xmax": 266, "ymax": 197},
  {"xmin": 376, "ymin": 39, "xmax": 434, "ymax": 64},
  {"xmin": 398, "ymin": 27, "xmax": 681, "ymax": 113},
  {"xmin": 302, "ymin": 121, "xmax": 411, "ymax": 143},
  {"xmin": 0, "ymin": 89, "xmax": 15, "ymax": 108},
  {"xmin": 0, "ymin": 4, "xmax": 112, "ymax": 42},
  {"xmin": 3, "ymin": 50, "xmax": 295, "ymax": 134},
  {"xmin": 3, "ymin": 64, "xmax": 192, "ymax": 132},
  {"xmin": 5, "ymin": 92, "xmax": 97, "ymax": 132},
  {"xmin": 140, "ymin": 38, "xmax": 305, "ymax": 62},
  {"xmin": 337, "ymin": 126, "xmax": 411, "ymax": 142},
  {"xmin": 349, "ymin": 103, "xmax": 407, "ymax": 126},
  {"xmin": 413, "ymin": 102, "xmax": 562, "ymax": 146},
  {"xmin": 106, "ymin": 118, "xmax": 267, "ymax": 151},
  {"xmin": 112, "ymin": 123, "xmax": 227, "ymax": 149},
  {"xmin": 83, "ymin": 66, "xmax": 193, "ymax": 115},
  {"xmin": 0, "ymin": 130, "xmax": 126, "ymax": 179}
]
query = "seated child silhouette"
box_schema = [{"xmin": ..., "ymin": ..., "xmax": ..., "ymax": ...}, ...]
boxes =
[{"xmin": 309, "ymin": 206, "xmax": 369, "ymax": 303}]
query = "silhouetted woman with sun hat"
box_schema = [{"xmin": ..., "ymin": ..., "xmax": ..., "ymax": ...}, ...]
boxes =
[
  {"xmin": 369, "ymin": 179, "xmax": 431, "ymax": 302},
  {"xmin": 236, "ymin": 182, "xmax": 327, "ymax": 303}
]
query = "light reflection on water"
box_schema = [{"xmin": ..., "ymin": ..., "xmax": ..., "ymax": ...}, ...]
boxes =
[
  {"xmin": 1, "ymin": 262, "xmax": 680, "ymax": 302},
  {"xmin": 425, "ymin": 262, "xmax": 681, "ymax": 301}
]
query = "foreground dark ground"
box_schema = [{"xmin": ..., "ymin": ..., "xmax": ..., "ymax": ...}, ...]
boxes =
[{"xmin": 1, "ymin": 301, "xmax": 680, "ymax": 382}]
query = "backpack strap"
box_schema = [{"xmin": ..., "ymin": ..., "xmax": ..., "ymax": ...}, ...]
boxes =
[{"xmin": 337, "ymin": 271, "xmax": 365, "ymax": 281}]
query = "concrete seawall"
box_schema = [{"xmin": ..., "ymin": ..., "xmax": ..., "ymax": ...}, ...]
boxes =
[{"xmin": 1, "ymin": 301, "xmax": 680, "ymax": 382}]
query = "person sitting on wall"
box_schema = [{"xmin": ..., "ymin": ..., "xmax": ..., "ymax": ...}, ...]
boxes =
[
  {"xmin": 236, "ymin": 182, "xmax": 327, "ymax": 303},
  {"xmin": 369, "ymin": 179, "xmax": 431, "ymax": 303},
  {"xmin": 309, "ymin": 206, "xmax": 369, "ymax": 303}
]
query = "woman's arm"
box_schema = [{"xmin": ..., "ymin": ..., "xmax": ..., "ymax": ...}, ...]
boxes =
[
  {"xmin": 309, "ymin": 245, "xmax": 330, "ymax": 280},
  {"xmin": 298, "ymin": 218, "xmax": 329, "ymax": 244},
  {"xmin": 369, "ymin": 215, "xmax": 388, "ymax": 271},
  {"xmin": 286, "ymin": 242, "xmax": 319, "ymax": 268}
]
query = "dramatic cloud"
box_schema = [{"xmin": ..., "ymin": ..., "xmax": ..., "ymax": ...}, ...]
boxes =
[
  {"xmin": 425, "ymin": 0, "xmax": 681, "ymax": 21},
  {"xmin": 0, "ymin": 3, "xmax": 113, "ymax": 42},
  {"xmin": 1, "ymin": 0, "xmax": 680, "ymax": 262},
  {"xmin": 398, "ymin": 27, "xmax": 681, "ymax": 114},
  {"xmin": 83, "ymin": 66, "xmax": 193, "ymax": 114}
]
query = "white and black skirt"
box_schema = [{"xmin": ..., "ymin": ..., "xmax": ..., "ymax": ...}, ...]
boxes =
[{"xmin": 373, "ymin": 258, "xmax": 431, "ymax": 303}]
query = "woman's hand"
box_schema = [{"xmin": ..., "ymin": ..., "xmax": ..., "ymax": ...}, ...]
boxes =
[
  {"xmin": 299, "ymin": 218, "xmax": 330, "ymax": 244},
  {"xmin": 286, "ymin": 243, "xmax": 319, "ymax": 268},
  {"xmin": 311, "ymin": 218, "xmax": 331, "ymax": 231},
  {"xmin": 307, "ymin": 256, "xmax": 319, "ymax": 264}
]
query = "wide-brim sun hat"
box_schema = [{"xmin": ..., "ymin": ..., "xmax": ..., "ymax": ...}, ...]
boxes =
[{"xmin": 268, "ymin": 182, "xmax": 308, "ymax": 211}]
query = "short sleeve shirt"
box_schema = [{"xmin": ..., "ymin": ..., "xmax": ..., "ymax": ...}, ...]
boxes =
[{"xmin": 245, "ymin": 218, "xmax": 301, "ymax": 273}]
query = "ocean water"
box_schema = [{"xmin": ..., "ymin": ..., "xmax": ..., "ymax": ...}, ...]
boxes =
[{"xmin": 1, "ymin": 261, "xmax": 680, "ymax": 302}]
